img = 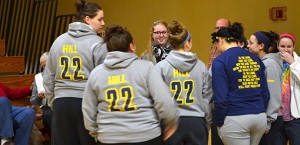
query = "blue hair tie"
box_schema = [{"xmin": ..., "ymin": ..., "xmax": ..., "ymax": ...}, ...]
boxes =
[
  {"xmin": 253, "ymin": 31, "xmax": 271, "ymax": 51},
  {"xmin": 181, "ymin": 32, "xmax": 191, "ymax": 46}
]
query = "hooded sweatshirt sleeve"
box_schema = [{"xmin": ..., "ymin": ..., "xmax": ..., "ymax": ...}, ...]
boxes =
[
  {"xmin": 43, "ymin": 49, "xmax": 56, "ymax": 108},
  {"xmin": 82, "ymin": 74, "xmax": 98, "ymax": 138},
  {"xmin": 202, "ymin": 67, "xmax": 213, "ymax": 129},
  {"xmin": 264, "ymin": 63, "xmax": 282, "ymax": 129},
  {"xmin": 147, "ymin": 64, "xmax": 179, "ymax": 127},
  {"xmin": 93, "ymin": 42, "xmax": 108, "ymax": 67}
]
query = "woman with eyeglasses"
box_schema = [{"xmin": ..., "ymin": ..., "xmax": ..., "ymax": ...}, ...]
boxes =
[
  {"xmin": 141, "ymin": 20, "xmax": 172, "ymax": 64},
  {"xmin": 156, "ymin": 20, "xmax": 212, "ymax": 145},
  {"xmin": 212, "ymin": 22, "xmax": 269, "ymax": 145}
]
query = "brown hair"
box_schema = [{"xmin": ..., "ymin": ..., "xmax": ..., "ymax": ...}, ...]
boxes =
[
  {"xmin": 150, "ymin": 20, "xmax": 168, "ymax": 43},
  {"xmin": 168, "ymin": 20, "xmax": 189, "ymax": 49},
  {"xmin": 104, "ymin": 24, "xmax": 133, "ymax": 52},
  {"xmin": 74, "ymin": 0, "xmax": 102, "ymax": 23}
]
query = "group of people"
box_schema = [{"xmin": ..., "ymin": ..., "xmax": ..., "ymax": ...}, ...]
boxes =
[
  {"xmin": 208, "ymin": 18, "xmax": 300, "ymax": 145},
  {"xmin": 1, "ymin": 0, "xmax": 299, "ymax": 145}
]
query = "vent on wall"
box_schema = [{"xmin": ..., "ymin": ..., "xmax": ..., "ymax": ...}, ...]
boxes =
[{"xmin": 269, "ymin": 7, "xmax": 287, "ymax": 21}]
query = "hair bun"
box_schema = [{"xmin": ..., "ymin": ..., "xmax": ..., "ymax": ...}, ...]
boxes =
[
  {"xmin": 169, "ymin": 20, "xmax": 184, "ymax": 35},
  {"xmin": 228, "ymin": 22, "xmax": 244, "ymax": 39},
  {"xmin": 75, "ymin": 0, "xmax": 86, "ymax": 11}
]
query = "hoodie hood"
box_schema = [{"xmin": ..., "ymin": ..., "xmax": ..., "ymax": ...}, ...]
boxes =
[
  {"xmin": 165, "ymin": 51, "xmax": 197, "ymax": 72},
  {"xmin": 262, "ymin": 52, "xmax": 283, "ymax": 69},
  {"xmin": 68, "ymin": 22, "xmax": 96, "ymax": 37},
  {"xmin": 104, "ymin": 51, "xmax": 138, "ymax": 69}
]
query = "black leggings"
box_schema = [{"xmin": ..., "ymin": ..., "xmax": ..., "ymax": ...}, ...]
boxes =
[
  {"xmin": 97, "ymin": 136, "xmax": 165, "ymax": 145},
  {"xmin": 166, "ymin": 117, "xmax": 208, "ymax": 145},
  {"xmin": 51, "ymin": 97, "xmax": 96, "ymax": 145}
]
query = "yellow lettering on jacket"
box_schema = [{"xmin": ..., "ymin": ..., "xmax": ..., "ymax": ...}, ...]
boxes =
[
  {"xmin": 62, "ymin": 45, "xmax": 78, "ymax": 54},
  {"xmin": 173, "ymin": 69, "xmax": 190, "ymax": 78},
  {"xmin": 108, "ymin": 74, "xmax": 127, "ymax": 85}
]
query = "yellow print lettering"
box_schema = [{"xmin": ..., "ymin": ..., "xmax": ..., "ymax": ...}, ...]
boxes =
[
  {"xmin": 233, "ymin": 56, "xmax": 261, "ymax": 89},
  {"xmin": 108, "ymin": 74, "xmax": 128, "ymax": 85},
  {"xmin": 173, "ymin": 69, "xmax": 190, "ymax": 78},
  {"xmin": 62, "ymin": 45, "xmax": 78, "ymax": 54}
]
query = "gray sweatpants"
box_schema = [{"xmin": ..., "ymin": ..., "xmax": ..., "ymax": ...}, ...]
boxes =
[{"xmin": 217, "ymin": 113, "xmax": 267, "ymax": 145}]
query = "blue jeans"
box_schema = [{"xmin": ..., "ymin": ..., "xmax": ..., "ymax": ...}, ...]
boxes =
[{"xmin": 0, "ymin": 97, "xmax": 35, "ymax": 145}]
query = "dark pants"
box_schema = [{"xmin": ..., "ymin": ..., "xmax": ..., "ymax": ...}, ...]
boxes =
[
  {"xmin": 211, "ymin": 110, "xmax": 224, "ymax": 145},
  {"xmin": 42, "ymin": 105, "xmax": 53, "ymax": 133},
  {"xmin": 282, "ymin": 118, "xmax": 300, "ymax": 145},
  {"xmin": 51, "ymin": 97, "xmax": 96, "ymax": 145},
  {"xmin": 166, "ymin": 117, "xmax": 208, "ymax": 145},
  {"xmin": 97, "ymin": 136, "xmax": 165, "ymax": 145},
  {"xmin": 259, "ymin": 116, "xmax": 285, "ymax": 145}
]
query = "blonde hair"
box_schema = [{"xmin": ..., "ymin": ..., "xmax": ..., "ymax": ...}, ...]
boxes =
[{"xmin": 140, "ymin": 20, "xmax": 168, "ymax": 63}]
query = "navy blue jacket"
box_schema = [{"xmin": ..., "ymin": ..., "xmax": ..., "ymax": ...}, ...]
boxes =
[{"xmin": 212, "ymin": 47, "xmax": 270, "ymax": 126}]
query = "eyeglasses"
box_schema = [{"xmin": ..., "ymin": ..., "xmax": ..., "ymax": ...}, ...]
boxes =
[{"xmin": 153, "ymin": 31, "xmax": 168, "ymax": 36}]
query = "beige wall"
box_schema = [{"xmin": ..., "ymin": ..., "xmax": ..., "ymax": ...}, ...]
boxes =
[{"xmin": 58, "ymin": 0, "xmax": 300, "ymax": 64}]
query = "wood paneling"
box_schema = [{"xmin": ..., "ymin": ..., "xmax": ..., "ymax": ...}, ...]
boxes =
[
  {"xmin": 0, "ymin": 39, "xmax": 5, "ymax": 56},
  {"xmin": 0, "ymin": 56, "xmax": 25, "ymax": 73},
  {"xmin": 0, "ymin": 74, "xmax": 34, "ymax": 88}
]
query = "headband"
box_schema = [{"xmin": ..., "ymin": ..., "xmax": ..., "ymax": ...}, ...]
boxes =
[
  {"xmin": 253, "ymin": 31, "xmax": 271, "ymax": 51},
  {"xmin": 280, "ymin": 33, "xmax": 295, "ymax": 43},
  {"xmin": 181, "ymin": 32, "xmax": 191, "ymax": 46}
]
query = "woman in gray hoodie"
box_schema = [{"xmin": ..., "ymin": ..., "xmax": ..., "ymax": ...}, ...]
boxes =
[
  {"xmin": 248, "ymin": 31, "xmax": 283, "ymax": 145},
  {"xmin": 82, "ymin": 24, "xmax": 179, "ymax": 145},
  {"xmin": 156, "ymin": 20, "xmax": 212, "ymax": 145},
  {"xmin": 43, "ymin": 0, "xmax": 107, "ymax": 144}
]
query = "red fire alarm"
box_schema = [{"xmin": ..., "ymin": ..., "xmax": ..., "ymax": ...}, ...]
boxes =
[{"xmin": 270, "ymin": 7, "xmax": 287, "ymax": 21}]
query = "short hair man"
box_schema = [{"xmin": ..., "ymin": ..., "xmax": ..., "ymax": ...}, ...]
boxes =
[{"xmin": 207, "ymin": 18, "xmax": 231, "ymax": 68}]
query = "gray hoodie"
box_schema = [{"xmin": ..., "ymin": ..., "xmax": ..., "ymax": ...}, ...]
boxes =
[
  {"xmin": 261, "ymin": 52, "xmax": 283, "ymax": 129},
  {"xmin": 82, "ymin": 51, "xmax": 179, "ymax": 143},
  {"xmin": 156, "ymin": 51, "xmax": 213, "ymax": 125},
  {"xmin": 44, "ymin": 22, "xmax": 107, "ymax": 107}
]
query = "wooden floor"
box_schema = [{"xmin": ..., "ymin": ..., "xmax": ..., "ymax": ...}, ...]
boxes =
[{"xmin": 208, "ymin": 130, "xmax": 212, "ymax": 145}]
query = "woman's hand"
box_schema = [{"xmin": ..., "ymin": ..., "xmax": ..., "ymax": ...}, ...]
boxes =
[
  {"xmin": 38, "ymin": 91, "xmax": 45, "ymax": 98},
  {"xmin": 280, "ymin": 51, "xmax": 295, "ymax": 64},
  {"xmin": 163, "ymin": 124, "xmax": 177, "ymax": 141}
]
